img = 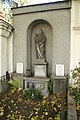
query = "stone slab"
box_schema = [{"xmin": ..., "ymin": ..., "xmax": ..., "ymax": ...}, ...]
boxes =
[
  {"xmin": 68, "ymin": 94, "xmax": 77, "ymax": 120},
  {"xmin": 56, "ymin": 64, "xmax": 64, "ymax": 76},
  {"xmin": 34, "ymin": 64, "xmax": 47, "ymax": 77},
  {"xmin": 53, "ymin": 76, "xmax": 67, "ymax": 94},
  {"xmin": 23, "ymin": 77, "xmax": 50, "ymax": 97}
]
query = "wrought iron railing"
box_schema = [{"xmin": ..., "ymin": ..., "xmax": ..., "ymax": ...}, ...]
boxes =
[
  {"xmin": 0, "ymin": 71, "xmax": 15, "ymax": 93},
  {"xmin": 0, "ymin": 71, "xmax": 15, "ymax": 82}
]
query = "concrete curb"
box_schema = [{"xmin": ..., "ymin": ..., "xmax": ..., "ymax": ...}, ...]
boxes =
[{"xmin": 68, "ymin": 94, "xmax": 77, "ymax": 120}]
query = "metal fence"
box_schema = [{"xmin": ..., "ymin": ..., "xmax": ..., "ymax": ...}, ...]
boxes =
[{"xmin": 0, "ymin": 71, "xmax": 14, "ymax": 93}]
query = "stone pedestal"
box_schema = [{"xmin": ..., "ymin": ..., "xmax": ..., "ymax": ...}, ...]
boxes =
[
  {"xmin": 23, "ymin": 77, "xmax": 50, "ymax": 97},
  {"xmin": 23, "ymin": 60, "xmax": 49, "ymax": 96},
  {"xmin": 34, "ymin": 60, "xmax": 47, "ymax": 77},
  {"xmin": 53, "ymin": 76, "xmax": 67, "ymax": 94},
  {"xmin": 12, "ymin": 73, "xmax": 24, "ymax": 88}
]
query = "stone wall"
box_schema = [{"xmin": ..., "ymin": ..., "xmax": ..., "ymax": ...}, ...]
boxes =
[
  {"xmin": 0, "ymin": 20, "xmax": 14, "ymax": 76},
  {"xmin": 70, "ymin": 0, "xmax": 80, "ymax": 86},
  {"xmin": 12, "ymin": 1, "xmax": 71, "ymax": 77},
  {"xmin": 70, "ymin": 0, "xmax": 80, "ymax": 71}
]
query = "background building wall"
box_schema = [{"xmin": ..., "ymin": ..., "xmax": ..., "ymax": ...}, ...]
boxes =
[
  {"xmin": 70, "ymin": 0, "xmax": 80, "ymax": 85},
  {"xmin": 12, "ymin": 1, "xmax": 71, "ymax": 77},
  {"xmin": 0, "ymin": 20, "xmax": 13, "ymax": 76},
  {"xmin": 70, "ymin": 0, "xmax": 80, "ymax": 71}
]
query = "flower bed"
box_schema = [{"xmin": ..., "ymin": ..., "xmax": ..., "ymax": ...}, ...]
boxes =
[
  {"xmin": 69, "ymin": 87, "xmax": 80, "ymax": 120},
  {"xmin": 0, "ymin": 89, "xmax": 67, "ymax": 120},
  {"xmin": 71, "ymin": 62, "xmax": 80, "ymax": 120},
  {"xmin": 75, "ymin": 91, "xmax": 80, "ymax": 120},
  {"xmin": 76, "ymin": 104, "xmax": 80, "ymax": 120}
]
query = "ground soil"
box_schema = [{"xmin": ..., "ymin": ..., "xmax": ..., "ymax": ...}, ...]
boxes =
[{"xmin": 0, "ymin": 88, "xmax": 67, "ymax": 120}]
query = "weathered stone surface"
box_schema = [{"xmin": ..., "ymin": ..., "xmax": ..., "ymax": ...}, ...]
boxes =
[
  {"xmin": 23, "ymin": 77, "xmax": 50, "ymax": 97},
  {"xmin": 68, "ymin": 94, "xmax": 77, "ymax": 120},
  {"xmin": 12, "ymin": 1, "xmax": 71, "ymax": 76},
  {"xmin": 0, "ymin": 19, "xmax": 14, "ymax": 76},
  {"xmin": 53, "ymin": 76, "xmax": 67, "ymax": 94},
  {"xmin": 34, "ymin": 60, "xmax": 47, "ymax": 77}
]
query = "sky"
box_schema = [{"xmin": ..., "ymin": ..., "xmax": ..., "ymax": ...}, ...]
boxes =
[
  {"xmin": 13, "ymin": 0, "xmax": 65, "ymax": 5},
  {"xmin": 26, "ymin": 0, "xmax": 64, "ymax": 4},
  {"xmin": 1, "ymin": 0, "xmax": 65, "ymax": 14}
]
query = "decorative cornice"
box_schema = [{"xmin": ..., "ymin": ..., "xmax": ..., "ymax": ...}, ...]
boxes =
[
  {"xmin": 0, "ymin": 19, "xmax": 14, "ymax": 32},
  {"xmin": 0, "ymin": 19, "xmax": 14, "ymax": 37},
  {"xmin": 0, "ymin": 11, "xmax": 5, "ymax": 20},
  {"xmin": 73, "ymin": 26, "xmax": 80, "ymax": 31},
  {"xmin": 12, "ymin": 1, "xmax": 71, "ymax": 16}
]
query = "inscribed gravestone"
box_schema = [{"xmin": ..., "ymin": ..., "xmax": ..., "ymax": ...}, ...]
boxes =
[
  {"xmin": 16, "ymin": 63, "xmax": 23, "ymax": 73},
  {"xmin": 56, "ymin": 64, "xmax": 64, "ymax": 76}
]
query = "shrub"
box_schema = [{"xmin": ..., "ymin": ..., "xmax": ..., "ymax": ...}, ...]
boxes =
[
  {"xmin": 23, "ymin": 88, "xmax": 43, "ymax": 100},
  {"xmin": 71, "ymin": 66, "xmax": 80, "ymax": 88},
  {"xmin": 75, "ymin": 90, "xmax": 80, "ymax": 105},
  {"xmin": 8, "ymin": 79, "xmax": 19, "ymax": 92},
  {"xmin": 71, "ymin": 62, "xmax": 80, "ymax": 104},
  {"xmin": 48, "ymin": 81, "xmax": 53, "ymax": 93}
]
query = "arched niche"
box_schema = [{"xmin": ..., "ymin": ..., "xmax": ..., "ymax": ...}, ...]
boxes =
[{"xmin": 27, "ymin": 19, "xmax": 52, "ymax": 77}]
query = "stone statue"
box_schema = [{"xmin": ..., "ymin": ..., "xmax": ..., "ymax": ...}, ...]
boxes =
[{"xmin": 34, "ymin": 29, "xmax": 46, "ymax": 60}]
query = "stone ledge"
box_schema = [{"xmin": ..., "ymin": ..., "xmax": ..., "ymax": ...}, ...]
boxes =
[
  {"xmin": 23, "ymin": 77, "xmax": 50, "ymax": 97},
  {"xmin": 12, "ymin": 1, "xmax": 71, "ymax": 15},
  {"xmin": 68, "ymin": 94, "xmax": 77, "ymax": 120},
  {"xmin": 24, "ymin": 77, "xmax": 50, "ymax": 81},
  {"xmin": 73, "ymin": 26, "xmax": 80, "ymax": 31},
  {"xmin": 0, "ymin": 19, "xmax": 14, "ymax": 37}
]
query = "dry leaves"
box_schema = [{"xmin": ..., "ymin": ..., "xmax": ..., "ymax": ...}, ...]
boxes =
[{"xmin": 0, "ymin": 90, "xmax": 67, "ymax": 120}]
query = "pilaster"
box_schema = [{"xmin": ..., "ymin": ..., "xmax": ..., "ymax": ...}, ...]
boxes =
[{"xmin": 0, "ymin": 19, "xmax": 14, "ymax": 76}]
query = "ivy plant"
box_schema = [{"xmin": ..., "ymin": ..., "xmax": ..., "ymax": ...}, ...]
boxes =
[{"xmin": 71, "ymin": 61, "xmax": 80, "ymax": 105}]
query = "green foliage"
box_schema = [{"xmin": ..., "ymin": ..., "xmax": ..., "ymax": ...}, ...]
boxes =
[
  {"xmin": 0, "ymin": 0, "xmax": 13, "ymax": 24},
  {"xmin": 69, "ymin": 87, "xmax": 77, "ymax": 96},
  {"xmin": 71, "ymin": 65, "xmax": 80, "ymax": 88},
  {"xmin": 39, "ymin": 105, "xmax": 46, "ymax": 112},
  {"xmin": 69, "ymin": 87, "xmax": 80, "ymax": 105},
  {"xmin": 48, "ymin": 81, "xmax": 53, "ymax": 93},
  {"xmin": 24, "ymin": 88, "xmax": 43, "ymax": 100},
  {"xmin": 8, "ymin": 79, "xmax": 19, "ymax": 92},
  {"xmin": 75, "ymin": 90, "xmax": 80, "ymax": 105},
  {"xmin": 71, "ymin": 62, "xmax": 80, "ymax": 105},
  {"xmin": 72, "ymin": 66, "xmax": 80, "ymax": 79},
  {"xmin": 20, "ymin": 0, "xmax": 28, "ymax": 5}
]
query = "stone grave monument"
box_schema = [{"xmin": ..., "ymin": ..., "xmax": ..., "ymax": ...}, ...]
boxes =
[
  {"xmin": 12, "ymin": 1, "xmax": 71, "ymax": 96},
  {"xmin": 34, "ymin": 29, "xmax": 47, "ymax": 77},
  {"xmin": 53, "ymin": 64, "xmax": 67, "ymax": 94},
  {"xmin": 24, "ymin": 29, "xmax": 50, "ymax": 97}
]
